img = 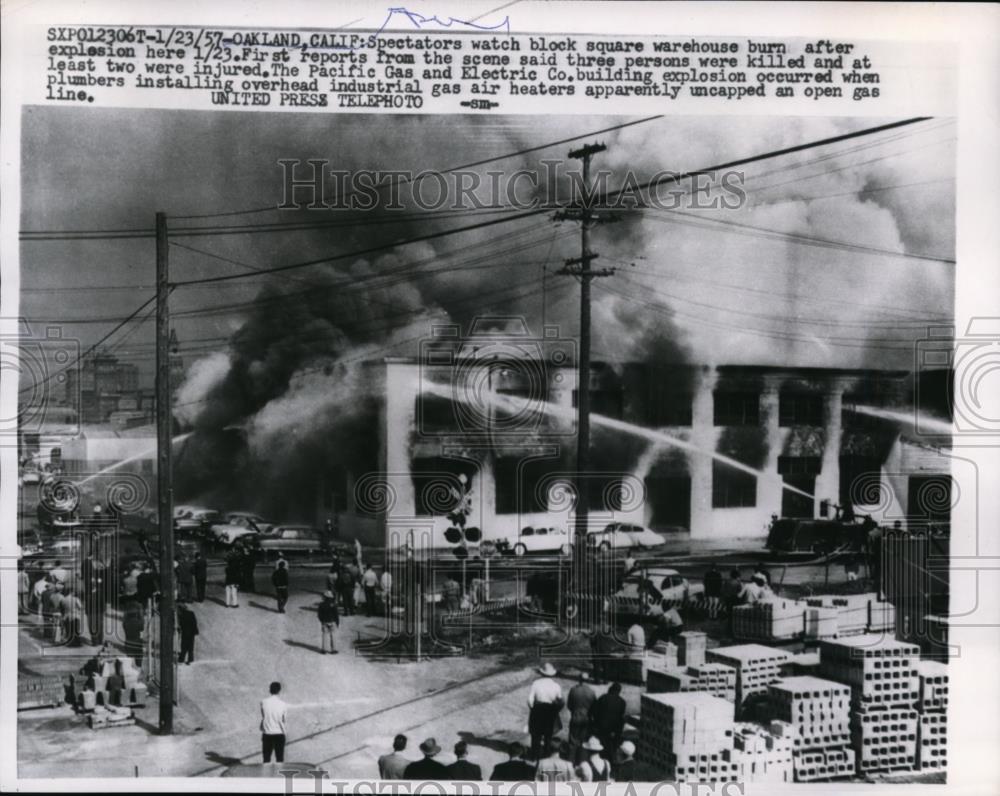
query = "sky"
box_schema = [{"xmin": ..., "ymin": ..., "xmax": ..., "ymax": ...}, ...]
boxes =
[{"xmin": 19, "ymin": 108, "xmax": 956, "ymax": 396}]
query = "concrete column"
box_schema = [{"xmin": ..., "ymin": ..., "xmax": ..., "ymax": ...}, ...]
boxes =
[
  {"xmin": 759, "ymin": 377, "xmax": 784, "ymax": 526},
  {"xmin": 816, "ymin": 385, "xmax": 843, "ymax": 514},
  {"xmin": 689, "ymin": 367, "xmax": 716, "ymax": 539}
]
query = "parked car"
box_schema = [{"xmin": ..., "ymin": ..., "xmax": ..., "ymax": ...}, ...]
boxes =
[
  {"xmin": 175, "ymin": 507, "xmax": 222, "ymax": 536},
  {"xmin": 615, "ymin": 566, "xmax": 694, "ymax": 605},
  {"xmin": 210, "ymin": 512, "xmax": 272, "ymax": 545},
  {"xmin": 501, "ymin": 526, "xmax": 573, "ymax": 557},
  {"xmin": 587, "ymin": 522, "xmax": 666, "ymax": 551},
  {"xmin": 258, "ymin": 525, "xmax": 326, "ymax": 556}
]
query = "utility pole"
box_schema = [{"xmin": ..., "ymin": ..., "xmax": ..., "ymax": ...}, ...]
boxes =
[
  {"xmin": 556, "ymin": 143, "xmax": 615, "ymax": 619},
  {"xmin": 155, "ymin": 211, "xmax": 175, "ymax": 734}
]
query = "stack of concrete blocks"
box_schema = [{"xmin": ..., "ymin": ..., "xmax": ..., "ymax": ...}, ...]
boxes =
[
  {"xmin": 915, "ymin": 660, "xmax": 948, "ymax": 773},
  {"xmin": 728, "ymin": 723, "xmax": 794, "ymax": 783},
  {"xmin": 677, "ymin": 632, "xmax": 706, "ymax": 667},
  {"xmin": 72, "ymin": 656, "xmax": 148, "ymax": 711},
  {"xmin": 646, "ymin": 663, "xmax": 738, "ymax": 704},
  {"xmin": 616, "ymin": 641, "xmax": 679, "ymax": 686},
  {"xmin": 637, "ymin": 692, "xmax": 739, "ymax": 782},
  {"xmin": 732, "ymin": 599, "xmax": 807, "ymax": 642},
  {"xmin": 819, "ymin": 635, "xmax": 921, "ymax": 774},
  {"xmin": 707, "ymin": 644, "xmax": 793, "ymax": 710},
  {"xmin": 765, "ymin": 676, "xmax": 854, "ymax": 781},
  {"xmin": 805, "ymin": 593, "xmax": 896, "ymax": 636}
]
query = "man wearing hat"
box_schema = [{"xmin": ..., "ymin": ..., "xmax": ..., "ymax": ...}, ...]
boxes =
[
  {"xmin": 576, "ymin": 737, "xmax": 612, "ymax": 781},
  {"xmin": 318, "ymin": 590, "xmax": 340, "ymax": 654},
  {"xmin": 527, "ymin": 662, "xmax": 564, "ymax": 761},
  {"xmin": 403, "ymin": 738, "xmax": 449, "ymax": 780}
]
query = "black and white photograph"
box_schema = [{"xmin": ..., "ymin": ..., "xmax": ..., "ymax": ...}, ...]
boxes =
[{"xmin": 2, "ymin": 2, "xmax": 998, "ymax": 794}]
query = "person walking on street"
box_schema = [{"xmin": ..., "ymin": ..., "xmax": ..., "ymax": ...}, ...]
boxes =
[
  {"xmin": 225, "ymin": 553, "xmax": 241, "ymax": 607},
  {"xmin": 272, "ymin": 560, "xmax": 290, "ymax": 613},
  {"xmin": 177, "ymin": 600, "xmax": 198, "ymax": 664},
  {"xmin": 490, "ymin": 742, "xmax": 536, "ymax": 781},
  {"xmin": 260, "ymin": 682, "xmax": 288, "ymax": 763},
  {"xmin": 528, "ymin": 662, "xmax": 564, "ymax": 761},
  {"xmin": 378, "ymin": 734, "xmax": 411, "ymax": 780},
  {"xmin": 446, "ymin": 741, "xmax": 482, "ymax": 780},
  {"xmin": 567, "ymin": 672, "xmax": 597, "ymax": 762},
  {"xmin": 402, "ymin": 738, "xmax": 449, "ymax": 780},
  {"xmin": 137, "ymin": 562, "xmax": 157, "ymax": 613},
  {"xmin": 193, "ymin": 552, "xmax": 207, "ymax": 602},
  {"xmin": 536, "ymin": 740, "xmax": 576, "ymax": 782},
  {"xmin": 176, "ymin": 555, "xmax": 194, "ymax": 602},
  {"xmin": 318, "ymin": 590, "xmax": 339, "ymax": 654},
  {"xmin": 576, "ymin": 737, "xmax": 612, "ymax": 782},
  {"xmin": 240, "ymin": 546, "xmax": 257, "ymax": 594},
  {"xmin": 362, "ymin": 564, "xmax": 378, "ymax": 617},
  {"xmin": 590, "ymin": 682, "xmax": 627, "ymax": 761}
]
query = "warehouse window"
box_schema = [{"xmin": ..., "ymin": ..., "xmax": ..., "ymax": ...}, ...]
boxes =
[
  {"xmin": 572, "ymin": 388, "xmax": 624, "ymax": 419},
  {"xmin": 415, "ymin": 393, "xmax": 459, "ymax": 433},
  {"xmin": 779, "ymin": 392, "xmax": 824, "ymax": 426},
  {"xmin": 713, "ymin": 391, "xmax": 760, "ymax": 426},
  {"xmin": 495, "ymin": 457, "xmax": 550, "ymax": 515},
  {"xmin": 712, "ymin": 462, "xmax": 757, "ymax": 508},
  {"xmin": 840, "ymin": 455, "xmax": 882, "ymax": 506},
  {"xmin": 647, "ymin": 391, "xmax": 693, "ymax": 426}
]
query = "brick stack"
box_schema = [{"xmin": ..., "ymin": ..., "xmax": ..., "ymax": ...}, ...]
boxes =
[
  {"xmin": 765, "ymin": 676, "xmax": 851, "ymax": 750},
  {"xmin": 728, "ymin": 723, "xmax": 794, "ymax": 782},
  {"xmin": 646, "ymin": 662, "xmax": 737, "ymax": 703},
  {"xmin": 707, "ymin": 644, "xmax": 793, "ymax": 708},
  {"xmin": 732, "ymin": 599, "xmax": 807, "ymax": 642},
  {"xmin": 819, "ymin": 635, "xmax": 921, "ymax": 774},
  {"xmin": 637, "ymin": 692, "xmax": 739, "ymax": 782},
  {"xmin": 915, "ymin": 660, "xmax": 948, "ymax": 773},
  {"xmin": 790, "ymin": 747, "xmax": 857, "ymax": 781},
  {"xmin": 71, "ymin": 656, "xmax": 148, "ymax": 711},
  {"xmin": 803, "ymin": 606, "xmax": 839, "ymax": 640},
  {"xmin": 17, "ymin": 675, "xmax": 66, "ymax": 711},
  {"xmin": 677, "ymin": 631, "xmax": 706, "ymax": 667},
  {"xmin": 805, "ymin": 593, "xmax": 896, "ymax": 636}
]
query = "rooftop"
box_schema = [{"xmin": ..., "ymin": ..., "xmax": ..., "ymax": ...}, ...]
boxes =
[
  {"xmin": 708, "ymin": 644, "xmax": 794, "ymax": 662},
  {"xmin": 770, "ymin": 676, "xmax": 850, "ymax": 694}
]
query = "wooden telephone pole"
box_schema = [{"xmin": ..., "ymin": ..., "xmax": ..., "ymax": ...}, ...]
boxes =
[
  {"xmin": 155, "ymin": 211, "xmax": 175, "ymax": 734},
  {"xmin": 556, "ymin": 143, "xmax": 615, "ymax": 614}
]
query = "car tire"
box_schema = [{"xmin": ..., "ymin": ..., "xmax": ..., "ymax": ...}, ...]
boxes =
[{"xmin": 513, "ymin": 543, "xmax": 527, "ymax": 557}]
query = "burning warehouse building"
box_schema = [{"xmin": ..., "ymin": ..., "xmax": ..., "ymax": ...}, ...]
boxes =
[{"xmin": 312, "ymin": 334, "xmax": 952, "ymax": 548}]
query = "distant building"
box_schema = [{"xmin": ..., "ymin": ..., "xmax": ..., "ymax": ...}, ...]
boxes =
[{"xmin": 64, "ymin": 350, "xmax": 145, "ymax": 425}]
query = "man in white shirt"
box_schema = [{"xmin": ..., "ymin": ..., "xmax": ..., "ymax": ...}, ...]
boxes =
[
  {"xmin": 260, "ymin": 681, "xmax": 288, "ymax": 763},
  {"xmin": 362, "ymin": 565, "xmax": 379, "ymax": 617},
  {"xmin": 528, "ymin": 662, "xmax": 563, "ymax": 761}
]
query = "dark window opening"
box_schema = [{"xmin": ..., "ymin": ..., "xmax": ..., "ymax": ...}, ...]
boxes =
[
  {"xmin": 712, "ymin": 463, "xmax": 757, "ymax": 508},
  {"xmin": 647, "ymin": 391, "xmax": 693, "ymax": 426},
  {"xmin": 714, "ymin": 391, "xmax": 760, "ymax": 426},
  {"xmin": 779, "ymin": 392, "xmax": 824, "ymax": 426},
  {"xmin": 840, "ymin": 455, "xmax": 882, "ymax": 507},
  {"xmin": 782, "ymin": 475, "xmax": 816, "ymax": 518},
  {"xmin": 416, "ymin": 393, "xmax": 459, "ymax": 433},
  {"xmin": 573, "ymin": 389, "xmax": 624, "ymax": 420},
  {"xmin": 411, "ymin": 457, "xmax": 476, "ymax": 517},
  {"xmin": 644, "ymin": 475, "xmax": 691, "ymax": 529},
  {"xmin": 778, "ymin": 456, "xmax": 822, "ymax": 476},
  {"xmin": 495, "ymin": 457, "xmax": 551, "ymax": 515}
]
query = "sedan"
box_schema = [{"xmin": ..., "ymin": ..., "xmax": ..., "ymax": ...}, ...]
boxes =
[
  {"xmin": 589, "ymin": 522, "xmax": 666, "ymax": 551},
  {"xmin": 210, "ymin": 512, "xmax": 272, "ymax": 544},
  {"xmin": 258, "ymin": 525, "xmax": 326, "ymax": 555},
  {"xmin": 504, "ymin": 526, "xmax": 573, "ymax": 557}
]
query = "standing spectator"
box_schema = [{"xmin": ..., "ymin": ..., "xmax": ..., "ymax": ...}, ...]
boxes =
[
  {"xmin": 175, "ymin": 555, "xmax": 194, "ymax": 602},
  {"xmin": 326, "ymin": 563, "xmax": 339, "ymax": 596},
  {"xmin": 338, "ymin": 564, "xmax": 355, "ymax": 615},
  {"xmin": 225, "ymin": 552, "xmax": 241, "ymax": 607},
  {"xmin": 273, "ymin": 551, "xmax": 288, "ymax": 571},
  {"xmin": 82, "ymin": 555, "xmax": 108, "ymax": 646},
  {"xmin": 576, "ymin": 737, "xmax": 612, "ymax": 782},
  {"xmin": 721, "ymin": 568, "xmax": 744, "ymax": 633},
  {"xmin": 260, "ymin": 682, "xmax": 288, "ymax": 763},
  {"xmin": 402, "ymin": 738, "xmax": 449, "ymax": 780},
  {"xmin": 61, "ymin": 588, "xmax": 85, "ymax": 646},
  {"xmin": 626, "ymin": 622, "xmax": 646, "ymax": 654},
  {"xmin": 743, "ymin": 574, "xmax": 766, "ymax": 605},
  {"xmin": 121, "ymin": 563, "xmax": 140, "ymax": 604},
  {"xmin": 536, "ymin": 740, "xmax": 576, "ymax": 782},
  {"xmin": 240, "ymin": 546, "xmax": 257, "ymax": 594},
  {"xmin": 318, "ymin": 591, "xmax": 339, "ymax": 654},
  {"xmin": 613, "ymin": 741, "xmax": 650, "ymax": 781},
  {"xmin": 272, "ymin": 560, "xmax": 290, "ymax": 614},
  {"xmin": 378, "ymin": 734, "xmax": 411, "ymax": 780},
  {"xmin": 42, "ymin": 581, "xmax": 65, "ymax": 642},
  {"xmin": 703, "ymin": 563, "xmax": 723, "ymax": 618},
  {"xmin": 192, "ymin": 552, "xmax": 207, "ymax": 602},
  {"xmin": 17, "ymin": 564, "xmax": 30, "ymax": 614},
  {"xmin": 752, "ymin": 564, "xmax": 772, "ymax": 588},
  {"xmin": 362, "ymin": 564, "xmax": 379, "ymax": 616},
  {"xmin": 489, "ymin": 742, "xmax": 536, "ymax": 781},
  {"xmin": 590, "ymin": 682, "xmax": 626, "ymax": 761},
  {"xmin": 447, "ymin": 740, "xmax": 482, "ymax": 780},
  {"xmin": 567, "ymin": 673, "xmax": 597, "ymax": 761},
  {"xmin": 32, "ymin": 574, "xmax": 50, "ymax": 618},
  {"xmin": 380, "ymin": 567, "xmax": 393, "ymax": 602},
  {"xmin": 137, "ymin": 562, "xmax": 158, "ymax": 612},
  {"xmin": 122, "ymin": 599, "xmax": 144, "ymax": 666},
  {"xmin": 527, "ymin": 662, "xmax": 564, "ymax": 761},
  {"xmin": 443, "ymin": 574, "xmax": 461, "ymax": 613},
  {"xmin": 176, "ymin": 600, "xmax": 198, "ymax": 664}
]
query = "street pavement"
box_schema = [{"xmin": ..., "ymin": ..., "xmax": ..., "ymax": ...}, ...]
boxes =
[{"xmin": 18, "ymin": 568, "xmax": 643, "ymax": 780}]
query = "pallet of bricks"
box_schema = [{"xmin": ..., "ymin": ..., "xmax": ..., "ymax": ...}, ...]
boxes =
[
  {"xmin": 764, "ymin": 676, "xmax": 855, "ymax": 781},
  {"xmin": 729, "ymin": 723, "xmax": 794, "ymax": 782},
  {"xmin": 732, "ymin": 599, "xmax": 806, "ymax": 642},
  {"xmin": 915, "ymin": 660, "xmax": 947, "ymax": 773},
  {"xmin": 71, "ymin": 655, "xmax": 148, "ymax": 712},
  {"xmin": 636, "ymin": 692, "xmax": 740, "ymax": 782},
  {"xmin": 706, "ymin": 644, "xmax": 792, "ymax": 712},
  {"xmin": 819, "ymin": 635, "xmax": 921, "ymax": 775},
  {"xmin": 805, "ymin": 593, "xmax": 896, "ymax": 637},
  {"xmin": 646, "ymin": 662, "xmax": 737, "ymax": 702},
  {"xmin": 17, "ymin": 675, "xmax": 67, "ymax": 710}
]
